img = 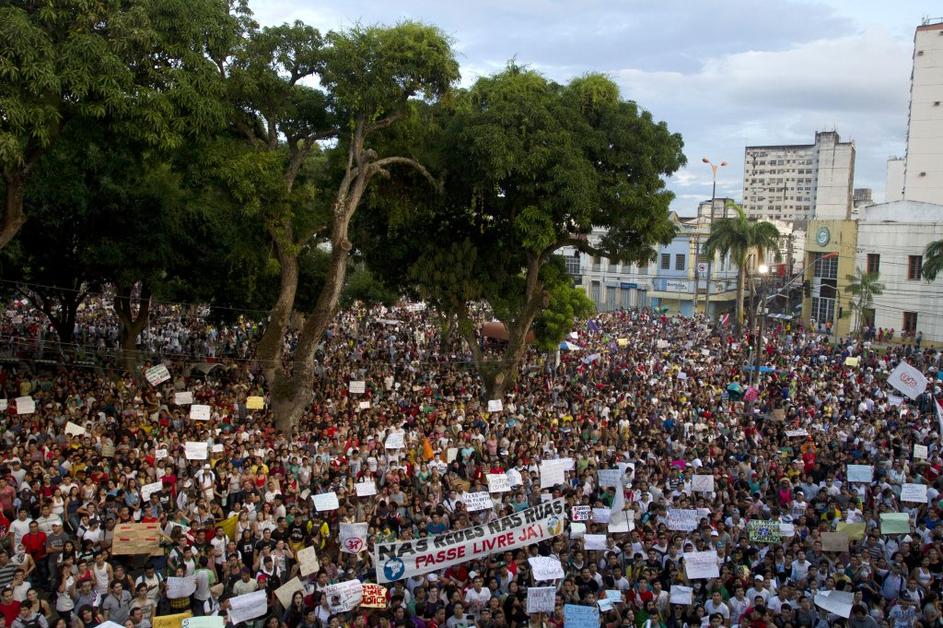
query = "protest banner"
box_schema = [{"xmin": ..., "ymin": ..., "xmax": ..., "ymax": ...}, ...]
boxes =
[
  {"xmin": 526, "ymin": 587, "xmax": 555, "ymax": 613},
  {"xmin": 153, "ymin": 613, "xmax": 191, "ymax": 628},
  {"xmin": 785, "ymin": 429, "xmax": 809, "ymax": 438},
  {"xmin": 297, "ymin": 546, "xmax": 320, "ymax": 576},
  {"xmin": 486, "ymin": 473, "xmax": 511, "ymax": 493},
  {"xmin": 313, "ymin": 492, "xmax": 340, "ymax": 512},
  {"xmin": 145, "ymin": 365, "xmax": 171, "ymax": 386},
  {"xmin": 360, "ymin": 583, "xmax": 387, "ymax": 609},
  {"xmin": 339, "ymin": 523, "xmax": 369, "ymax": 554},
  {"xmin": 583, "ymin": 534, "xmax": 607, "ymax": 550},
  {"xmin": 683, "ymin": 551, "xmax": 720, "ymax": 579},
  {"xmin": 597, "ymin": 469, "xmax": 622, "ymax": 487},
  {"xmin": 325, "ymin": 580, "xmax": 363, "ymax": 613},
  {"xmin": 189, "ymin": 405, "xmax": 211, "ymax": 421},
  {"xmin": 880, "ymin": 513, "xmax": 911, "ymax": 535},
  {"xmin": 821, "ymin": 532, "xmax": 849, "ymax": 553},
  {"xmin": 528, "ymin": 556, "xmax": 564, "ymax": 581},
  {"xmin": 228, "ymin": 590, "xmax": 267, "ymax": 624},
  {"xmin": 539, "ymin": 460, "xmax": 566, "ymax": 488},
  {"xmin": 64, "ymin": 422, "xmax": 86, "ymax": 437},
  {"xmin": 814, "ymin": 590, "xmax": 854, "ymax": 619},
  {"xmin": 462, "ymin": 491, "xmax": 494, "ymax": 512},
  {"xmin": 901, "ymin": 483, "xmax": 928, "ymax": 503},
  {"xmin": 112, "ymin": 522, "xmax": 163, "ymax": 556},
  {"xmin": 274, "ymin": 577, "xmax": 304, "ymax": 608},
  {"xmin": 691, "ymin": 475, "xmax": 714, "ymax": 492},
  {"xmin": 669, "ymin": 585, "xmax": 693, "ymax": 605},
  {"xmin": 887, "ymin": 361, "xmax": 928, "ymax": 400},
  {"xmin": 487, "ymin": 399, "xmax": 503, "ymax": 412},
  {"xmin": 184, "ymin": 442, "xmax": 207, "ymax": 460},
  {"xmin": 374, "ymin": 498, "xmax": 565, "ymax": 583},
  {"xmin": 355, "ymin": 480, "xmax": 377, "ymax": 497},
  {"xmin": 174, "ymin": 392, "xmax": 193, "ymax": 405},
  {"xmin": 166, "ymin": 577, "xmax": 196, "ymax": 599},
  {"xmin": 141, "ymin": 481, "xmax": 164, "ymax": 501},
  {"xmin": 349, "ymin": 381, "xmax": 366, "ymax": 394},
  {"xmin": 571, "ymin": 505, "xmax": 591, "ymax": 521},
  {"xmin": 563, "ymin": 604, "xmax": 599, "ymax": 627},
  {"xmin": 15, "ymin": 396, "xmax": 34, "ymax": 415},
  {"xmin": 747, "ymin": 520, "xmax": 782, "ymax": 543},
  {"xmin": 846, "ymin": 464, "xmax": 873, "ymax": 483},
  {"xmin": 667, "ymin": 509, "xmax": 700, "ymax": 532}
]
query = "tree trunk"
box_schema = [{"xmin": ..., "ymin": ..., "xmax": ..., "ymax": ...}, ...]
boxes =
[
  {"xmin": 736, "ymin": 267, "xmax": 746, "ymax": 328},
  {"xmin": 115, "ymin": 282, "xmax": 152, "ymax": 373},
  {"xmin": 255, "ymin": 244, "xmax": 300, "ymax": 384},
  {"xmin": 0, "ymin": 173, "xmax": 27, "ymax": 251}
]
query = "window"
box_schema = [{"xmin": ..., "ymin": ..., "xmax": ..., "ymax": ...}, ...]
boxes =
[
  {"xmin": 812, "ymin": 253, "xmax": 837, "ymax": 279},
  {"xmin": 660, "ymin": 254, "xmax": 671, "ymax": 270},
  {"xmin": 675, "ymin": 254, "xmax": 685, "ymax": 271},
  {"xmin": 606, "ymin": 286, "xmax": 616, "ymax": 308},
  {"xmin": 565, "ymin": 253, "xmax": 581, "ymax": 276},
  {"xmin": 908, "ymin": 255, "xmax": 922, "ymax": 280},
  {"xmin": 866, "ymin": 254, "xmax": 880, "ymax": 274},
  {"xmin": 903, "ymin": 312, "xmax": 918, "ymax": 335},
  {"xmin": 590, "ymin": 281, "xmax": 600, "ymax": 303},
  {"xmin": 638, "ymin": 264, "xmax": 648, "ymax": 276},
  {"xmin": 592, "ymin": 256, "xmax": 601, "ymax": 272}
]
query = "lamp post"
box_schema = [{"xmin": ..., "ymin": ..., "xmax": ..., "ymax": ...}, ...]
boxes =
[
  {"xmin": 752, "ymin": 263, "xmax": 770, "ymax": 387},
  {"xmin": 701, "ymin": 157, "xmax": 727, "ymax": 320}
]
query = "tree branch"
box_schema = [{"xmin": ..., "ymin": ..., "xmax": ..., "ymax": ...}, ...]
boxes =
[
  {"xmin": 370, "ymin": 157, "xmax": 443, "ymax": 193},
  {"xmin": 365, "ymin": 113, "xmax": 402, "ymax": 135}
]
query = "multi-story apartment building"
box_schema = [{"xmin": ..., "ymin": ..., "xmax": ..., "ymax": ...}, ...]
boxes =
[
  {"xmin": 900, "ymin": 19, "xmax": 943, "ymax": 205},
  {"xmin": 742, "ymin": 131, "xmax": 855, "ymax": 224}
]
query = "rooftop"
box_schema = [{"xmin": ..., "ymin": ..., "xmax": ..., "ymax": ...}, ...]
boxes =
[{"xmin": 859, "ymin": 200, "xmax": 943, "ymax": 223}]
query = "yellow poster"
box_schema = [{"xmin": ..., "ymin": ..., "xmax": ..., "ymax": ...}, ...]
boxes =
[
  {"xmin": 246, "ymin": 396, "xmax": 265, "ymax": 410},
  {"xmin": 154, "ymin": 612, "xmax": 193, "ymax": 628},
  {"xmin": 219, "ymin": 514, "xmax": 239, "ymax": 541}
]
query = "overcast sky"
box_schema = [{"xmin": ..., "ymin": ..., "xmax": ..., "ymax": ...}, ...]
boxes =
[{"xmin": 253, "ymin": 0, "xmax": 933, "ymax": 215}]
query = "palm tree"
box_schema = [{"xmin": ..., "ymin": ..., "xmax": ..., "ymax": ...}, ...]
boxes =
[
  {"xmin": 844, "ymin": 267, "xmax": 884, "ymax": 335},
  {"xmin": 702, "ymin": 202, "xmax": 780, "ymax": 326},
  {"xmin": 923, "ymin": 239, "xmax": 943, "ymax": 281}
]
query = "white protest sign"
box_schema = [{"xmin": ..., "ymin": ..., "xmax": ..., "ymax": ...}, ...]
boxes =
[
  {"xmin": 461, "ymin": 491, "xmax": 494, "ymax": 512},
  {"xmin": 446, "ymin": 448, "xmax": 458, "ymax": 463},
  {"xmin": 325, "ymin": 580, "xmax": 363, "ymax": 613},
  {"xmin": 184, "ymin": 442, "xmax": 208, "ymax": 460},
  {"xmin": 691, "ymin": 475, "xmax": 715, "ymax": 493},
  {"xmin": 887, "ymin": 361, "xmax": 928, "ymax": 400},
  {"xmin": 785, "ymin": 429, "xmax": 809, "ymax": 438},
  {"xmin": 901, "ymin": 483, "xmax": 928, "ymax": 503},
  {"xmin": 528, "ymin": 556, "xmax": 564, "ymax": 581},
  {"xmin": 228, "ymin": 590, "xmax": 268, "ymax": 625},
  {"xmin": 189, "ymin": 404, "xmax": 211, "ymax": 421},
  {"xmin": 669, "ymin": 585, "xmax": 693, "ymax": 605},
  {"xmin": 140, "ymin": 481, "xmax": 164, "ymax": 501},
  {"xmin": 297, "ymin": 546, "xmax": 320, "ymax": 576},
  {"xmin": 155, "ymin": 449, "xmax": 168, "ymax": 460},
  {"xmin": 339, "ymin": 523, "xmax": 369, "ymax": 554},
  {"xmin": 211, "ymin": 444, "xmax": 224, "ymax": 454},
  {"xmin": 526, "ymin": 587, "xmax": 556, "ymax": 614},
  {"xmin": 608, "ymin": 510, "xmax": 634, "ymax": 534},
  {"xmin": 539, "ymin": 459, "xmax": 566, "ymax": 488},
  {"xmin": 65, "ymin": 421, "xmax": 86, "ymax": 437},
  {"xmin": 506, "ymin": 468, "xmax": 524, "ymax": 487},
  {"xmin": 591, "ymin": 508, "xmax": 611, "ymax": 524},
  {"xmin": 571, "ymin": 505, "xmax": 591, "ymax": 521},
  {"xmin": 355, "ymin": 480, "xmax": 377, "ymax": 497},
  {"xmin": 888, "ymin": 394, "xmax": 904, "ymax": 407},
  {"xmin": 349, "ymin": 381, "xmax": 366, "ymax": 394},
  {"xmin": 656, "ymin": 339, "xmax": 669, "ymax": 349},
  {"xmin": 683, "ymin": 550, "xmax": 720, "ymax": 579},
  {"xmin": 174, "ymin": 392, "xmax": 194, "ymax": 405},
  {"xmin": 914, "ymin": 444, "xmax": 929, "ymax": 459},
  {"xmin": 15, "ymin": 396, "xmax": 34, "ymax": 415},
  {"xmin": 358, "ymin": 401, "xmax": 370, "ymax": 410},
  {"xmin": 0, "ymin": 400, "xmax": 5, "ymax": 412},
  {"xmin": 584, "ymin": 534, "xmax": 608, "ymax": 551},
  {"xmin": 814, "ymin": 590, "xmax": 854, "ymax": 619},
  {"xmin": 313, "ymin": 492, "xmax": 340, "ymax": 512},
  {"xmin": 569, "ymin": 522, "xmax": 586, "ymax": 539},
  {"xmin": 166, "ymin": 576, "xmax": 196, "ymax": 599},
  {"xmin": 667, "ymin": 509, "xmax": 700, "ymax": 532},
  {"xmin": 846, "ymin": 465, "xmax": 874, "ymax": 483},
  {"xmin": 383, "ymin": 376, "xmax": 394, "ymax": 390},
  {"xmin": 145, "ymin": 365, "xmax": 171, "ymax": 386},
  {"xmin": 597, "ymin": 468, "xmax": 622, "ymax": 488},
  {"xmin": 486, "ymin": 473, "xmax": 511, "ymax": 493},
  {"xmin": 385, "ymin": 431, "xmax": 405, "ymax": 449},
  {"xmin": 487, "ymin": 399, "xmax": 503, "ymax": 412},
  {"xmin": 274, "ymin": 577, "xmax": 304, "ymax": 609}
]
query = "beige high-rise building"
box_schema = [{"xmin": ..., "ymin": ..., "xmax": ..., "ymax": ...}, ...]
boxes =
[
  {"xmin": 742, "ymin": 131, "xmax": 855, "ymax": 225},
  {"xmin": 901, "ymin": 19, "xmax": 943, "ymax": 204},
  {"xmin": 886, "ymin": 157, "xmax": 905, "ymax": 202}
]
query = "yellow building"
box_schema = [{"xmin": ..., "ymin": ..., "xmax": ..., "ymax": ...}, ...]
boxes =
[{"xmin": 801, "ymin": 219, "xmax": 858, "ymax": 337}]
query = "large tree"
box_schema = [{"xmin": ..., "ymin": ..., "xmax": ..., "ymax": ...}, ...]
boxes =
[
  {"xmin": 702, "ymin": 202, "xmax": 780, "ymax": 327},
  {"xmin": 212, "ymin": 20, "xmax": 459, "ymax": 432},
  {"xmin": 0, "ymin": 0, "xmax": 240, "ymax": 249},
  {"xmin": 362, "ymin": 67, "xmax": 684, "ymax": 398}
]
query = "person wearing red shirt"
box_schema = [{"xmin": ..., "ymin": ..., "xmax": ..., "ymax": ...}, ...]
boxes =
[
  {"xmin": 21, "ymin": 521, "xmax": 46, "ymax": 583},
  {"xmin": 0, "ymin": 587, "xmax": 19, "ymax": 627}
]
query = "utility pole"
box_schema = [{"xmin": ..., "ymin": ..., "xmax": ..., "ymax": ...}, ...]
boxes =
[{"xmin": 702, "ymin": 158, "xmax": 727, "ymax": 320}]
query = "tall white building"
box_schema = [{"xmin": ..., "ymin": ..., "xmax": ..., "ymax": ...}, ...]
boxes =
[
  {"xmin": 886, "ymin": 157, "xmax": 905, "ymax": 202},
  {"xmin": 742, "ymin": 131, "xmax": 855, "ymax": 224},
  {"xmin": 901, "ymin": 19, "xmax": 943, "ymax": 204}
]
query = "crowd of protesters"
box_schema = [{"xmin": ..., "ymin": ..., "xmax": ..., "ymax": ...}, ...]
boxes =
[{"xmin": 0, "ymin": 299, "xmax": 941, "ymax": 628}]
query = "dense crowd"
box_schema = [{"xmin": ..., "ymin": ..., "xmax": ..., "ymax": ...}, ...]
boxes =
[{"xmin": 0, "ymin": 301, "xmax": 941, "ymax": 628}]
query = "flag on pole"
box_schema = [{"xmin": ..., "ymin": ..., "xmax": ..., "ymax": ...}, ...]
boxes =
[{"xmin": 720, "ymin": 312, "xmax": 730, "ymax": 327}]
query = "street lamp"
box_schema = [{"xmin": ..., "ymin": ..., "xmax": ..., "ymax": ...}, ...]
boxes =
[
  {"xmin": 752, "ymin": 263, "xmax": 770, "ymax": 386},
  {"xmin": 700, "ymin": 157, "xmax": 728, "ymax": 320}
]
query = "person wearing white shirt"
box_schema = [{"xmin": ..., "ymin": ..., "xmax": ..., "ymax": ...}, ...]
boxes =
[
  {"xmin": 704, "ymin": 591, "xmax": 730, "ymax": 620},
  {"xmin": 790, "ymin": 551, "xmax": 812, "ymax": 583},
  {"xmin": 10, "ymin": 512, "xmax": 31, "ymax": 550},
  {"xmin": 463, "ymin": 575, "xmax": 492, "ymax": 618}
]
